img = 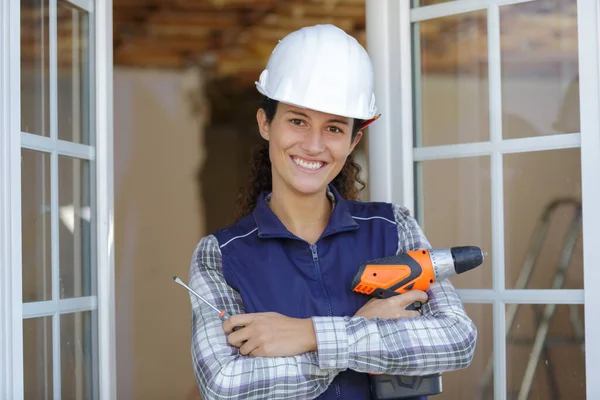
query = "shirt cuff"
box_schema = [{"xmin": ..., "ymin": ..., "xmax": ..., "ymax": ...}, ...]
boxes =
[{"xmin": 311, "ymin": 316, "xmax": 349, "ymax": 370}]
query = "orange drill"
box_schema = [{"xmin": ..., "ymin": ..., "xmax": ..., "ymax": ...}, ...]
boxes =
[{"xmin": 351, "ymin": 246, "xmax": 485, "ymax": 399}]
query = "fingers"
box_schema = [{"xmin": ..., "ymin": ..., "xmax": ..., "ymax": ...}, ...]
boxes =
[
  {"xmin": 398, "ymin": 290, "xmax": 428, "ymax": 305},
  {"xmin": 223, "ymin": 314, "xmax": 252, "ymax": 348},
  {"xmin": 227, "ymin": 327, "xmax": 251, "ymax": 348},
  {"xmin": 222, "ymin": 314, "xmax": 251, "ymax": 334},
  {"xmin": 239, "ymin": 339, "xmax": 260, "ymax": 356}
]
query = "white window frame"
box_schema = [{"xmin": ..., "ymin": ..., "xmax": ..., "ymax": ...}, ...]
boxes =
[
  {"xmin": 0, "ymin": 0, "xmax": 115, "ymax": 398},
  {"xmin": 0, "ymin": 0, "xmax": 24, "ymax": 395},
  {"xmin": 366, "ymin": 0, "xmax": 600, "ymax": 399}
]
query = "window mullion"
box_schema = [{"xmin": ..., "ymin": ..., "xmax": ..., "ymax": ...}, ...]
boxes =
[
  {"xmin": 49, "ymin": 0, "xmax": 62, "ymax": 397},
  {"xmin": 487, "ymin": 2, "xmax": 507, "ymax": 400}
]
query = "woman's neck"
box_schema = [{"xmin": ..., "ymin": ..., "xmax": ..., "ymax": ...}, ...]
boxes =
[{"xmin": 268, "ymin": 185, "xmax": 332, "ymax": 245}]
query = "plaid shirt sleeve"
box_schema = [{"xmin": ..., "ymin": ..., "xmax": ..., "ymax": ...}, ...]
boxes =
[
  {"xmin": 311, "ymin": 204, "xmax": 478, "ymax": 376},
  {"xmin": 189, "ymin": 235, "xmax": 339, "ymax": 400}
]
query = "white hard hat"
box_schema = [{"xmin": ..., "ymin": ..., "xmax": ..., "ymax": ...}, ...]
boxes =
[{"xmin": 255, "ymin": 24, "xmax": 380, "ymax": 125}]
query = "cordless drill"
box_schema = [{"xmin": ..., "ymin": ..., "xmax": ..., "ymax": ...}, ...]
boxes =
[{"xmin": 351, "ymin": 246, "xmax": 485, "ymax": 400}]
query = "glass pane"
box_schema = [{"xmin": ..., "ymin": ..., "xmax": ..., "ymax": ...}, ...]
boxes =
[
  {"xmin": 21, "ymin": 149, "xmax": 52, "ymax": 302},
  {"xmin": 418, "ymin": 156, "xmax": 492, "ymax": 288},
  {"xmin": 442, "ymin": 304, "xmax": 493, "ymax": 399},
  {"xmin": 507, "ymin": 304, "xmax": 585, "ymax": 399},
  {"xmin": 500, "ymin": 0, "xmax": 579, "ymax": 138},
  {"xmin": 504, "ymin": 149, "xmax": 582, "ymax": 289},
  {"xmin": 23, "ymin": 317, "xmax": 53, "ymax": 400},
  {"xmin": 59, "ymin": 156, "xmax": 95, "ymax": 298},
  {"xmin": 21, "ymin": 0, "xmax": 50, "ymax": 136},
  {"xmin": 58, "ymin": 1, "xmax": 92, "ymax": 145},
  {"xmin": 61, "ymin": 311, "xmax": 98, "ymax": 399},
  {"xmin": 414, "ymin": 11, "xmax": 489, "ymax": 147}
]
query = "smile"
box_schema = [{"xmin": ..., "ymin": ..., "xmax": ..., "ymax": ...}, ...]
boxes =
[{"xmin": 291, "ymin": 156, "xmax": 326, "ymax": 171}]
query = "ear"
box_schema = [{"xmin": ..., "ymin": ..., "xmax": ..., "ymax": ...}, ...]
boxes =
[
  {"xmin": 257, "ymin": 109, "xmax": 270, "ymax": 141},
  {"xmin": 349, "ymin": 130, "xmax": 363, "ymax": 153}
]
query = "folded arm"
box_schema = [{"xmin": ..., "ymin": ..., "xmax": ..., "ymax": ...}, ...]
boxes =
[
  {"xmin": 189, "ymin": 235, "xmax": 339, "ymax": 400},
  {"xmin": 311, "ymin": 204, "xmax": 477, "ymax": 376}
]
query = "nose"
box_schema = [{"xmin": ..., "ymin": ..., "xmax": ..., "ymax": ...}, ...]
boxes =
[{"xmin": 301, "ymin": 129, "xmax": 325, "ymax": 155}]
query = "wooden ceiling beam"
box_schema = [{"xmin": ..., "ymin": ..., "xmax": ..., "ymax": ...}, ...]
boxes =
[
  {"xmin": 303, "ymin": 0, "xmax": 365, "ymax": 5},
  {"xmin": 113, "ymin": 7, "xmax": 157, "ymax": 24},
  {"xmin": 113, "ymin": 0, "xmax": 161, "ymax": 6},
  {"xmin": 147, "ymin": 11, "xmax": 243, "ymax": 28},
  {"xmin": 117, "ymin": 36, "xmax": 213, "ymax": 54},
  {"xmin": 114, "ymin": 22, "xmax": 216, "ymax": 41},
  {"xmin": 114, "ymin": 48, "xmax": 186, "ymax": 68},
  {"xmin": 284, "ymin": 1, "xmax": 365, "ymax": 20},
  {"xmin": 161, "ymin": 0, "xmax": 276, "ymax": 10},
  {"xmin": 194, "ymin": 0, "xmax": 277, "ymax": 7},
  {"xmin": 261, "ymin": 14, "xmax": 356, "ymax": 32}
]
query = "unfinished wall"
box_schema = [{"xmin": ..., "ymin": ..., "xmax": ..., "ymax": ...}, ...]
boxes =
[{"xmin": 113, "ymin": 68, "xmax": 206, "ymax": 400}]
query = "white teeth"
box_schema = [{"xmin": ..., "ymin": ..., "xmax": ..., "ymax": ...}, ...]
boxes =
[{"xmin": 293, "ymin": 157, "xmax": 324, "ymax": 170}]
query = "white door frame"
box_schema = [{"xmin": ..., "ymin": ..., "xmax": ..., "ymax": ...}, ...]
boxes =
[
  {"xmin": 95, "ymin": 0, "xmax": 117, "ymax": 398},
  {"xmin": 577, "ymin": 0, "xmax": 600, "ymax": 396},
  {"xmin": 0, "ymin": 0, "xmax": 115, "ymax": 398},
  {"xmin": 366, "ymin": 0, "xmax": 600, "ymax": 398},
  {"xmin": 0, "ymin": 0, "xmax": 25, "ymax": 396}
]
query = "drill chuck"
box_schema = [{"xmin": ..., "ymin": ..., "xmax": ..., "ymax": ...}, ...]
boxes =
[
  {"xmin": 451, "ymin": 246, "xmax": 485, "ymax": 274},
  {"xmin": 429, "ymin": 246, "xmax": 485, "ymax": 281}
]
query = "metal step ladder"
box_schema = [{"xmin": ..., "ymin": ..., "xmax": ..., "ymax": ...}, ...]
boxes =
[{"xmin": 477, "ymin": 198, "xmax": 585, "ymax": 400}]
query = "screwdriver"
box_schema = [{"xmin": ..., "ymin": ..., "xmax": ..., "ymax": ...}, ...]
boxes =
[{"xmin": 172, "ymin": 276, "xmax": 241, "ymax": 330}]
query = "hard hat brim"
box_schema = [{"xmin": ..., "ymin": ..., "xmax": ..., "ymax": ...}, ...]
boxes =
[{"xmin": 256, "ymin": 81, "xmax": 379, "ymax": 122}]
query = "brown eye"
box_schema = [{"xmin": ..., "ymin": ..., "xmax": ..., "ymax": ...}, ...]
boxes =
[{"xmin": 328, "ymin": 126, "xmax": 343, "ymax": 133}]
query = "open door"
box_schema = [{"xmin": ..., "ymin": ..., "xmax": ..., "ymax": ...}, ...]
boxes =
[
  {"xmin": 366, "ymin": 0, "xmax": 600, "ymax": 398},
  {"xmin": 0, "ymin": 0, "xmax": 115, "ymax": 398}
]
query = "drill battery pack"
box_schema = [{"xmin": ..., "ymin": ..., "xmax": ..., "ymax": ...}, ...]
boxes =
[{"xmin": 370, "ymin": 373, "xmax": 443, "ymax": 399}]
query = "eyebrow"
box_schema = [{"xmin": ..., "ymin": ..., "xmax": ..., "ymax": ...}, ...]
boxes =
[{"xmin": 286, "ymin": 110, "xmax": 349, "ymax": 125}]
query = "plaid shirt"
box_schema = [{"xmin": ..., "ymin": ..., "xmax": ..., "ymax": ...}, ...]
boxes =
[{"xmin": 188, "ymin": 203, "xmax": 477, "ymax": 399}]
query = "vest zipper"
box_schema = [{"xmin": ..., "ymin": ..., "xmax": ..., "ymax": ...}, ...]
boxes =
[
  {"xmin": 309, "ymin": 244, "xmax": 333, "ymax": 317},
  {"xmin": 309, "ymin": 244, "xmax": 342, "ymax": 400}
]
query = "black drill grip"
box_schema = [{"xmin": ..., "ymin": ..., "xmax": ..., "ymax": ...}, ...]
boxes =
[{"xmin": 370, "ymin": 373, "xmax": 443, "ymax": 399}]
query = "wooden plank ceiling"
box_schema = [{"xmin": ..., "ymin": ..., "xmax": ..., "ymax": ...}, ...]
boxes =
[
  {"xmin": 112, "ymin": 0, "xmax": 578, "ymax": 85},
  {"xmin": 113, "ymin": 0, "xmax": 367, "ymax": 84},
  {"xmin": 20, "ymin": 0, "xmax": 579, "ymax": 88}
]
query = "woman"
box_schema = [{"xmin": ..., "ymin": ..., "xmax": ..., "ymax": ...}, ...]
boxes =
[{"xmin": 188, "ymin": 24, "xmax": 477, "ymax": 400}]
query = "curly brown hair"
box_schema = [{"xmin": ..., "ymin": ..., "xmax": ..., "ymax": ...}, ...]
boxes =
[{"xmin": 235, "ymin": 97, "xmax": 366, "ymax": 219}]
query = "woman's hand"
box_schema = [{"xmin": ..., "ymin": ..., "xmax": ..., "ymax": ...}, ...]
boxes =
[
  {"xmin": 354, "ymin": 290, "xmax": 428, "ymax": 320},
  {"xmin": 223, "ymin": 312, "xmax": 317, "ymax": 357}
]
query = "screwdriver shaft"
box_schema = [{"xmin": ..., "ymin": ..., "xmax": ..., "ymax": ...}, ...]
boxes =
[{"xmin": 173, "ymin": 276, "xmax": 221, "ymax": 314}]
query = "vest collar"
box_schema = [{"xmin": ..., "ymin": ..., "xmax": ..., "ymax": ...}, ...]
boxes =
[{"xmin": 252, "ymin": 184, "xmax": 359, "ymax": 241}]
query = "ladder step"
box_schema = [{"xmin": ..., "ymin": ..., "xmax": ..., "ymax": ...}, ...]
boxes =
[{"xmin": 507, "ymin": 337, "xmax": 584, "ymax": 346}]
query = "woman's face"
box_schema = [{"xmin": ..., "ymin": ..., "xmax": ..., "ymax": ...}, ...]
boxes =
[{"xmin": 257, "ymin": 102, "xmax": 362, "ymax": 197}]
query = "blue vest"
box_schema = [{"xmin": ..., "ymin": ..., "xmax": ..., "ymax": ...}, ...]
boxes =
[{"xmin": 213, "ymin": 186, "xmax": 422, "ymax": 400}]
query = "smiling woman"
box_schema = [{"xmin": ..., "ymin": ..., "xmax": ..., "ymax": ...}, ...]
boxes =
[
  {"xmin": 186, "ymin": 24, "xmax": 477, "ymax": 400},
  {"xmin": 235, "ymin": 96, "xmax": 366, "ymax": 225}
]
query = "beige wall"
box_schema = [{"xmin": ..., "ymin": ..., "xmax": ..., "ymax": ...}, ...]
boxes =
[{"xmin": 114, "ymin": 68, "xmax": 205, "ymax": 400}]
